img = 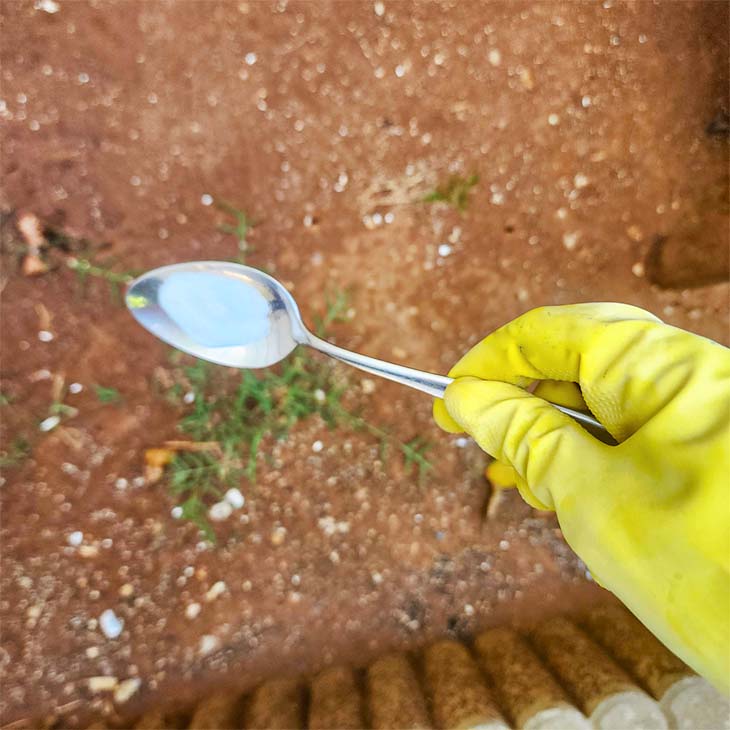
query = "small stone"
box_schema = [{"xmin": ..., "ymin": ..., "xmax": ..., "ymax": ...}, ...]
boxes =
[
  {"xmin": 574, "ymin": 173, "xmax": 589, "ymax": 189},
  {"xmin": 270, "ymin": 526, "xmax": 287, "ymax": 546},
  {"xmin": 86, "ymin": 646, "xmax": 100, "ymax": 659},
  {"xmin": 205, "ymin": 580, "xmax": 227, "ymax": 602},
  {"xmin": 79, "ymin": 544, "xmax": 99, "ymax": 558},
  {"xmin": 99, "ymin": 609, "xmax": 123, "ymax": 639},
  {"xmin": 199, "ymin": 634, "xmax": 220, "ymax": 655},
  {"xmin": 361, "ymin": 379, "xmax": 376, "ymax": 394},
  {"xmin": 244, "ymin": 52, "xmax": 257, "ymax": 65},
  {"xmin": 373, "ymin": 0, "xmax": 385, "ymax": 16},
  {"xmin": 118, "ymin": 583, "xmax": 134, "ymax": 598},
  {"xmin": 581, "ymin": 95, "xmax": 592, "ymax": 108},
  {"xmin": 200, "ymin": 194, "xmax": 213, "ymax": 206},
  {"xmin": 518, "ymin": 68, "xmax": 534, "ymax": 90},
  {"xmin": 68, "ymin": 382, "xmax": 83, "ymax": 394},
  {"xmin": 34, "ymin": 0, "xmax": 60, "ymax": 13},
  {"xmin": 224, "ymin": 488, "xmax": 245, "ymax": 509},
  {"xmin": 437, "ymin": 243, "xmax": 452, "ymax": 257},
  {"xmin": 183, "ymin": 390, "xmax": 195, "ymax": 404},
  {"xmin": 631, "ymin": 262, "xmax": 645, "ymax": 277},
  {"xmin": 562, "ymin": 232, "xmax": 579, "ymax": 250},
  {"xmin": 464, "ymin": 604, "xmax": 475, "ymax": 616},
  {"xmin": 499, "ymin": 539, "xmax": 510, "ymax": 551},
  {"xmin": 488, "ymin": 49, "xmax": 501, "ymax": 66},
  {"xmin": 548, "ymin": 113, "xmax": 560, "ymax": 126},
  {"xmin": 185, "ymin": 602, "xmax": 201, "ymax": 619},
  {"xmin": 171, "ymin": 506, "xmax": 183, "ymax": 519},
  {"xmin": 38, "ymin": 330, "xmax": 54, "ymax": 342},
  {"xmin": 22, "ymin": 254, "xmax": 48, "ymax": 276},
  {"xmin": 314, "ymin": 388, "xmax": 326, "ymax": 403},
  {"xmin": 88, "ymin": 676, "xmax": 118, "ymax": 693},
  {"xmin": 311, "ymin": 440, "xmax": 324, "ymax": 453},
  {"xmin": 209, "ymin": 501, "xmax": 232, "ymax": 521},
  {"xmin": 626, "ymin": 224, "xmax": 643, "ymax": 242},
  {"xmin": 115, "ymin": 478, "xmax": 128, "ymax": 490},
  {"xmin": 114, "ymin": 678, "xmax": 141, "ymax": 704},
  {"xmin": 67, "ymin": 531, "xmax": 83, "ymax": 547}
]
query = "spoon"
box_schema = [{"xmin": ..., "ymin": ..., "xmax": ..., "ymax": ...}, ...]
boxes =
[{"xmin": 125, "ymin": 261, "xmax": 611, "ymax": 441}]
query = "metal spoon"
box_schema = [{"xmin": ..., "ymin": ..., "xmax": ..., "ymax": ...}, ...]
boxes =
[{"xmin": 125, "ymin": 260, "xmax": 610, "ymax": 440}]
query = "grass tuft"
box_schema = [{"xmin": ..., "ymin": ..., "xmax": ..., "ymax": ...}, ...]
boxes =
[
  {"xmin": 160, "ymin": 290, "xmax": 433, "ymax": 541},
  {"xmin": 423, "ymin": 173, "xmax": 479, "ymax": 212}
]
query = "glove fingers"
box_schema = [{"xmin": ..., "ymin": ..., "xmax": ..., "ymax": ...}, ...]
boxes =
[
  {"xmin": 433, "ymin": 398, "xmax": 463, "ymax": 433},
  {"xmin": 444, "ymin": 377, "xmax": 603, "ymax": 509},
  {"xmin": 446, "ymin": 303, "xmax": 665, "ymax": 439}
]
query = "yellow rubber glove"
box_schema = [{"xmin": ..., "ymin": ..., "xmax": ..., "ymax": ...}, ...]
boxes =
[{"xmin": 434, "ymin": 303, "xmax": 730, "ymax": 692}]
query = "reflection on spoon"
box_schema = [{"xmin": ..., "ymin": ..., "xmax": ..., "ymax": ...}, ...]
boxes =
[{"xmin": 159, "ymin": 271, "xmax": 270, "ymax": 348}]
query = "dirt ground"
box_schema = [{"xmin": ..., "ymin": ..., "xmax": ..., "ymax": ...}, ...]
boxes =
[{"xmin": 1, "ymin": 0, "xmax": 728, "ymax": 726}]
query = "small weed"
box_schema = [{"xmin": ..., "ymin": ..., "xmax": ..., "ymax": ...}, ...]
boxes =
[
  {"xmin": 0, "ymin": 391, "xmax": 11, "ymax": 406},
  {"xmin": 313, "ymin": 290, "xmax": 351, "ymax": 337},
  {"xmin": 216, "ymin": 200, "xmax": 257, "ymax": 263},
  {"xmin": 66, "ymin": 256, "xmax": 138, "ymax": 304},
  {"xmin": 161, "ymin": 289, "xmax": 433, "ymax": 541},
  {"xmin": 423, "ymin": 173, "xmax": 479, "ymax": 212},
  {"xmin": 0, "ymin": 436, "xmax": 30, "ymax": 470},
  {"xmin": 94, "ymin": 384, "xmax": 121, "ymax": 403}
]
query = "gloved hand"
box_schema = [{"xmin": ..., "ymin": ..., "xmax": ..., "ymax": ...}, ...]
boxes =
[{"xmin": 433, "ymin": 303, "xmax": 730, "ymax": 692}]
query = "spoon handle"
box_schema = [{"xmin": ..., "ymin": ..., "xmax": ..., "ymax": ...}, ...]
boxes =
[{"xmin": 305, "ymin": 334, "xmax": 614, "ymax": 443}]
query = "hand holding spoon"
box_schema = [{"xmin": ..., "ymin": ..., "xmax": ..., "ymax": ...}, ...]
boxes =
[{"xmin": 125, "ymin": 261, "xmax": 611, "ymax": 441}]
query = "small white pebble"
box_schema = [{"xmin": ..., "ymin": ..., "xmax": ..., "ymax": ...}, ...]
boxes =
[
  {"xmin": 183, "ymin": 390, "xmax": 195, "ymax": 404},
  {"xmin": 67, "ymin": 531, "xmax": 83, "ymax": 547},
  {"xmin": 562, "ymin": 232, "xmax": 579, "ymax": 250},
  {"xmin": 86, "ymin": 646, "xmax": 100, "ymax": 659},
  {"xmin": 499, "ymin": 539, "xmax": 510, "ymax": 551},
  {"xmin": 205, "ymin": 580, "xmax": 227, "ymax": 601},
  {"xmin": 454, "ymin": 437, "xmax": 469, "ymax": 448},
  {"xmin": 490, "ymin": 191, "xmax": 505, "ymax": 205},
  {"xmin": 209, "ymin": 501, "xmax": 232, "ymax": 521},
  {"xmin": 38, "ymin": 330, "xmax": 54, "ymax": 342},
  {"xmin": 556, "ymin": 207, "xmax": 568, "ymax": 220},
  {"xmin": 39, "ymin": 415, "xmax": 60, "ymax": 432},
  {"xmin": 464, "ymin": 603, "xmax": 475, "ymax": 616},
  {"xmin": 99, "ymin": 609, "xmax": 123, "ymax": 639},
  {"xmin": 68, "ymin": 382, "xmax": 83, "ymax": 394},
  {"xmin": 312, "ymin": 440, "xmax": 324, "ymax": 453},
  {"xmin": 438, "ymin": 243, "xmax": 453, "ymax": 257},
  {"xmin": 199, "ymin": 634, "xmax": 219, "ymax": 655},
  {"xmin": 115, "ymin": 478, "xmax": 128, "ymax": 491},
  {"xmin": 244, "ymin": 52, "xmax": 257, "ymax": 65},
  {"xmin": 200, "ymin": 194, "xmax": 213, "ymax": 206},
  {"xmin": 303, "ymin": 214, "xmax": 314, "ymax": 227},
  {"xmin": 581, "ymin": 95, "xmax": 592, "ymax": 108},
  {"xmin": 34, "ymin": 0, "xmax": 60, "ymax": 13},
  {"xmin": 314, "ymin": 388, "xmax": 326, "ymax": 403},
  {"xmin": 371, "ymin": 212, "xmax": 383, "ymax": 226},
  {"xmin": 186, "ymin": 602, "xmax": 201, "ymax": 619},
  {"xmin": 384, "ymin": 211, "xmax": 395, "ymax": 224},
  {"xmin": 631, "ymin": 262, "xmax": 645, "ymax": 277},
  {"xmin": 88, "ymin": 676, "xmax": 118, "ymax": 693},
  {"xmin": 373, "ymin": 0, "xmax": 385, "ymax": 16},
  {"xmin": 361, "ymin": 379, "xmax": 376, "ymax": 394},
  {"xmin": 114, "ymin": 677, "xmax": 141, "ymax": 704},
  {"xmin": 395, "ymin": 64, "xmax": 406, "ymax": 78},
  {"xmin": 171, "ymin": 506, "xmax": 183, "ymax": 519},
  {"xmin": 371, "ymin": 571, "xmax": 383, "ymax": 585},
  {"xmin": 224, "ymin": 488, "xmax": 245, "ymax": 509},
  {"xmin": 488, "ymin": 48, "xmax": 502, "ymax": 66},
  {"xmin": 291, "ymin": 574, "xmax": 301, "ymax": 586},
  {"xmin": 548, "ymin": 113, "xmax": 560, "ymax": 126},
  {"xmin": 574, "ymin": 173, "xmax": 589, "ymax": 189}
]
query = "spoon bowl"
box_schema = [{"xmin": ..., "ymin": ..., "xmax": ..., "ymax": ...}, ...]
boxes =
[{"xmin": 126, "ymin": 261, "xmax": 306, "ymax": 369}]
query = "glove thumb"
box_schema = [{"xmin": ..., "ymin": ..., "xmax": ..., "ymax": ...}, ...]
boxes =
[{"xmin": 443, "ymin": 377, "xmax": 603, "ymax": 510}]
